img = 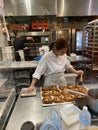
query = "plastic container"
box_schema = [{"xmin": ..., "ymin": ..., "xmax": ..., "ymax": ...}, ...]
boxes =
[
  {"xmin": 64, "ymin": 73, "xmax": 77, "ymax": 85},
  {"xmin": 79, "ymin": 106, "xmax": 91, "ymax": 130},
  {"xmin": 40, "ymin": 111, "xmax": 61, "ymax": 130},
  {"xmin": 60, "ymin": 104, "xmax": 81, "ymax": 125}
]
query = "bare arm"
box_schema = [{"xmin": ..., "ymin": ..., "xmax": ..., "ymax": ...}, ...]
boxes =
[
  {"xmin": 65, "ymin": 58, "xmax": 84, "ymax": 76},
  {"xmin": 69, "ymin": 67, "xmax": 84, "ymax": 76},
  {"xmin": 22, "ymin": 78, "xmax": 38, "ymax": 93}
]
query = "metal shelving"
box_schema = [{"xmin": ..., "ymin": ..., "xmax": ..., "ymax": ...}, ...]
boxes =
[
  {"xmin": 24, "ymin": 31, "xmax": 51, "ymax": 60},
  {"xmin": 10, "ymin": 31, "xmax": 51, "ymax": 60},
  {"xmin": 82, "ymin": 19, "xmax": 98, "ymax": 70}
]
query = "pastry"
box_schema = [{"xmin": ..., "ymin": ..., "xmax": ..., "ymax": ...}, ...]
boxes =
[
  {"xmin": 64, "ymin": 93, "xmax": 75, "ymax": 102},
  {"xmin": 42, "ymin": 96, "xmax": 53, "ymax": 104},
  {"xmin": 42, "ymin": 86, "xmax": 51, "ymax": 91},
  {"xmin": 67, "ymin": 85, "xmax": 75, "ymax": 89},
  {"xmin": 50, "ymin": 86, "xmax": 58, "ymax": 90},
  {"xmin": 61, "ymin": 90, "xmax": 70, "ymax": 96},
  {"xmin": 59, "ymin": 85, "xmax": 67, "ymax": 90},
  {"xmin": 78, "ymin": 86, "xmax": 87, "ymax": 94},
  {"xmin": 42, "ymin": 91, "xmax": 51, "ymax": 96},
  {"xmin": 52, "ymin": 90, "xmax": 61, "ymax": 96},
  {"xmin": 53, "ymin": 96, "xmax": 64, "ymax": 103}
]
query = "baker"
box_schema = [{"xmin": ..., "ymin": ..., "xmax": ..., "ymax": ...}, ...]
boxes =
[{"xmin": 23, "ymin": 38, "xmax": 83, "ymax": 93}]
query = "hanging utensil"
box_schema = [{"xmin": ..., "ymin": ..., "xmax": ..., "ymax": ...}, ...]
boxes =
[
  {"xmin": 66, "ymin": 89, "xmax": 87, "ymax": 96},
  {"xmin": 79, "ymin": 74, "xmax": 83, "ymax": 85}
]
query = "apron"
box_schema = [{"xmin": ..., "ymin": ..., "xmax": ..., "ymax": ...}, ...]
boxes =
[
  {"xmin": 44, "ymin": 72, "xmax": 67, "ymax": 86},
  {"xmin": 17, "ymin": 50, "xmax": 25, "ymax": 61}
]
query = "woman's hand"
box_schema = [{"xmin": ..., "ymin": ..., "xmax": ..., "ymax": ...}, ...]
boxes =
[
  {"xmin": 69, "ymin": 67, "xmax": 84, "ymax": 76},
  {"xmin": 76, "ymin": 70, "xmax": 84, "ymax": 76},
  {"xmin": 22, "ymin": 78, "xmax": 37, "ymax": 94},
  {"xmin": 22, "ymin": 85, "xmax": 35, "ymax": 94}
]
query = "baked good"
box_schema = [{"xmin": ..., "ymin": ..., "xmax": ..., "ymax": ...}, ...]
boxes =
[
  {"xmin": 42, "ymin": 96, "xmax": 53, "ymax": 104},
  {"xmin": 64, "ymin": 93, "xmax": 75, "ymax": 102},
  {"xmin": 42, "ymin": 91, "xmax": 51, "ymax": 96},
  {"xmin": 72, "ymin": 87, "xmax": 79, "ymax": 92},
  {"xmin": 53, "ymin": 96, "xmax": 64, "ymax": 103},
  {"xmin": 67, "ymin": 85, "xmax": 75, "ymax": 89},
  {"xmin": 61, "ymin": 90, "xmax": 70, "ymax": 96},
  {"xmin": 42, "ymin": 86, "xmax": 51, "ymax": 91},
  {"xmin": 50, "ymin": 86, "xmax": 58, "ymax": 90},
  {"xmin": 59, "ymin": 85, "xmax": 67, "ymax": 90},
  {"xmin": 52, "ymin": 90, "xmax": 61, "ymax": 96},
  {"xmin": 76, "ymin": 85, "xmax": 83, "ymax": 88},
  {"xmin": 78, "ymin": 86, "xmax": 87, "ymax": 94},
  {"xmin": 75, "ymin": 94, "xmax": 85, "ymax": 98}
]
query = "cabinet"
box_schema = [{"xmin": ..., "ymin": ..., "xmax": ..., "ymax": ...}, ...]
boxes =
[{"xmin": 82, "ymin": 19, "xmax": 98, "ymax": 70}]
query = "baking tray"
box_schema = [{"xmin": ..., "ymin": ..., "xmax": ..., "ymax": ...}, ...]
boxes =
[
  {"xmin": 40, "ymin": 85, "xmax": 88, "ymax": 107},
  {"xmin": 20, "ymin": 88, "xmax": 36, "ymax": 97},
  {"xmin": 60, "ymin": 104, "xmax": 81, "ymax": 125},
  {"xmin": 40, "ymin": 87, "xmax": 73, "ymax": 107}
]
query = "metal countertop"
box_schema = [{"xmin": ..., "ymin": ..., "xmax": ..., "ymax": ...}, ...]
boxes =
[
  {"xmin": 5, "ymin": 87, "xmax": 98, "ymax": 130},
  {"xmin": 0, "ymin": 79, "xmax": 8, "ymax": 88},
  {"xmin": 0, "ymin": 60, "xmax": 38, "ymax": 70}
]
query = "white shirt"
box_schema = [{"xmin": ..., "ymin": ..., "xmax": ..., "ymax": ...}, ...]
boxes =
[{"xmin": 33, "ymin": 51, "xmax": 73, "ymax": 80}]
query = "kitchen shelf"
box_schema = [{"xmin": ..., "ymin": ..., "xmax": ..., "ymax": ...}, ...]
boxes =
[
  {"xmin": 82, "ymin": 19, "xmax": 98, "ymax": 71},
  {"xmin": 86, "ymin": 64, "xmax": 98, "ymax": 71}
]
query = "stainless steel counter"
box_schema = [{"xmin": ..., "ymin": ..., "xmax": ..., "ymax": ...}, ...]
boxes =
[
  {"xmin": 0, "ymin": 55, "xmax": 90, "ymax": 70},
  {"xmin": 5, "ymin": 87, "xmax": 98, "ymax": 130},
  {"xmin": 0, "ymin": 79, "xmax": 8, "ymax": 88},
  {"xmin": 0, "ymin": 88, "xmax": 16, "ymax": 130},
  {"xmin": 68, "ymin": 55, "xmax": 91, "ymax": 63},
  {"xmin": 0, "ymin": 78, "xmax": 16, "ymax": 130},
  {"xmin": 0, "ymin": 60, "xmax": 38, "ymax": 70}
]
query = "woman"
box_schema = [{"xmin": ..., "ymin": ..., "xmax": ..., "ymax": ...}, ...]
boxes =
[{"xmin": 23, "ymin": 38, "xmax": 83, "ymax": 93}]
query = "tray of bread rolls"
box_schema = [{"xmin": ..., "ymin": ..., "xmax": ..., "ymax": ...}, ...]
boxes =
[{"xmin": 40, "ymin": 84, "xmax": 88, "ymax": 106}]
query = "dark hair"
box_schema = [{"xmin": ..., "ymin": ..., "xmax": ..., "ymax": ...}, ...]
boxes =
[
  {"xmin": 54, "ymin": 38, "xmax": 68, "ymax": 50},
  {"xmin": 49, "ymin": 41, "xmax": 55, "ymax": 51}
]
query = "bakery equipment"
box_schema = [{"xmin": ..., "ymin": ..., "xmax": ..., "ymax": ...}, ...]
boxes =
[
  {"xmin": 66, "ymin": 89, "xmax": 87, "ymax": 96},
  {"xmin": 88, "ymin": 88, "xmax": 98, "ymax": 113},
  {"xmin": 60, "ymin": 104, "xmax": 81, "ymax": 126},
  {"xmin": 75, "ymin": 88, "xmax": 98, "ymax": 113},
  {"xmin": 21, "ymin": 121, "xmax": 34, "ymax": 130},
  {"xmin": 79, "ymin": 74, "xmax": 83, "ymax": 85}
]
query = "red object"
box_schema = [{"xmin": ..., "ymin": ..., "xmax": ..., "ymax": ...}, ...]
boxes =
[{"xmin": 31, "ymin": 20, "xmax": 49, "ymax": 30}]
